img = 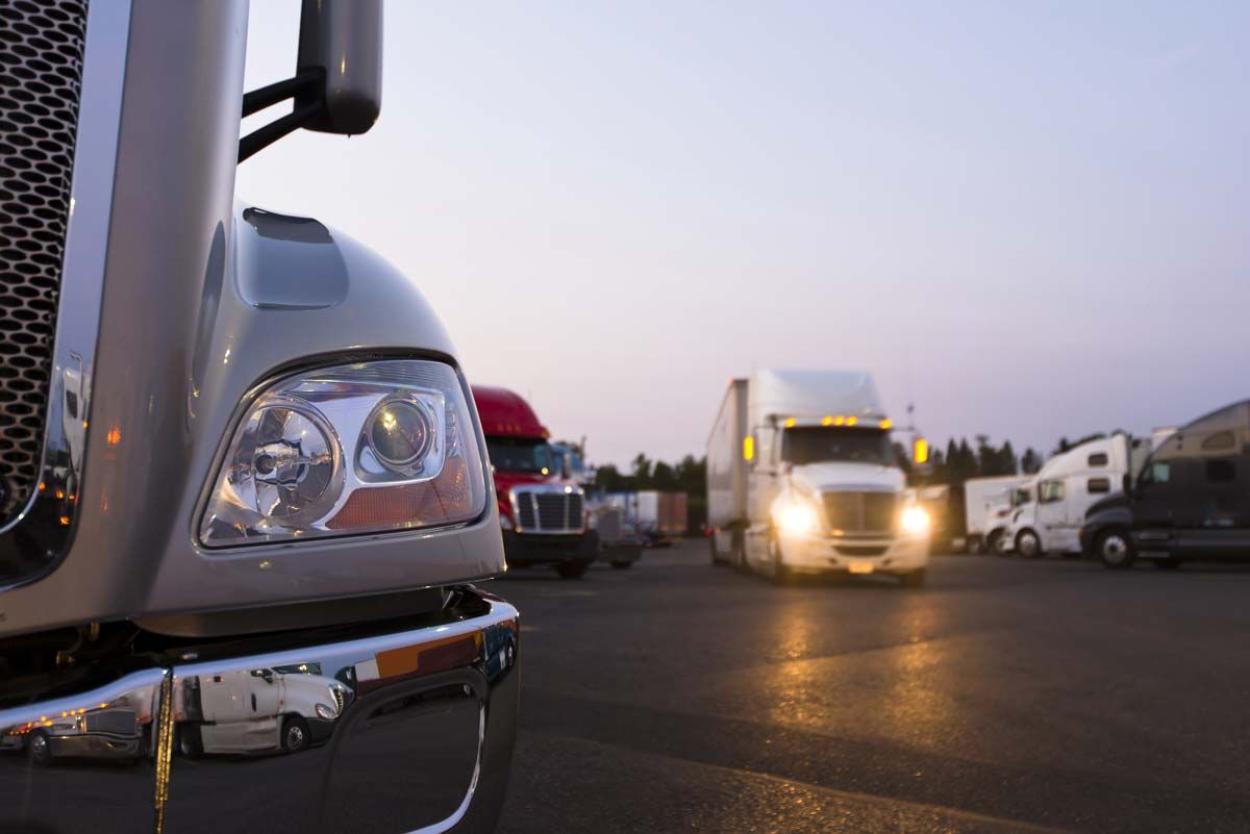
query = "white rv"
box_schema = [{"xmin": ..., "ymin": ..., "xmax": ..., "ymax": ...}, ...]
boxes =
[
  {"xmin": 706, "ymin": 370, "xmax": 930, "ymax": 585},
  {"xmin": 1003, "ymin": 435, "xmax": 1135, "ymax": 557}
]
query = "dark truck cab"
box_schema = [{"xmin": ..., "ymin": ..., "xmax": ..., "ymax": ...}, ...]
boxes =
[{"xmin": 1082, "ymin": 401, "xmax": 1250, "ymax": 569}]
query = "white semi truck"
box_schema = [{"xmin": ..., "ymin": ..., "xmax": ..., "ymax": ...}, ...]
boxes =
[
  {"xmin": 1003, "ymin": 433, "xmax": 1149, "ymax": 557},
  {"xmin": 706, "ymin": 370, "xmax": 931, "ymax": 586}
]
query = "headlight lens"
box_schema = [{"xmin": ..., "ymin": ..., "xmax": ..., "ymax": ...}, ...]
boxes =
[
  {"xmin": 776, "ymin": 499, "xmax": 821, "ymax": 535},
  {"xmin": 900, "ymin": 505, "xmax": 931, "ymax": 535},
  {"xmin": 314, "ymin": 702, "xmax": 336, "ymax": 721},
  {"xmin": 200, "ymin": 360, "xmax": 487, "ymax": 546}
]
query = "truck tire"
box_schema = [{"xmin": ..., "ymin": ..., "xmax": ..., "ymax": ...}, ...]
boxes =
[
  {"xmin": 900, "ymin": 569, "xmax": 927, "ymax": 589},
  {"xmin": 1096, "ymin": 529, "xmax": 1135, "ymax": 569},
  {"xmin": 1015, "ymin": 529, "xmax": 1042, "ymax": 559},
  {"xmin": 709, "ymin": 535, "xmax": 725, "ymax": 566},
  {"xmin": 987, "ymin": 528, "xmax": 1006, "ymax": 556},
  {"xmin": 26, "ymin": 729, "xmax": 52, "ymax": 766},
  {"xmin": 730, "ymin": 530, "xmax": 747, "ymax": 573},
  {"xmin": 556, "ymin": 560, "xmax": 591, "ymax": 579},
  {"xmin": 768, "ymin": 536, "xmax": 792, "ymax": 586},
  {"xmin": 282, "ymin": 716, "xmax": 310, "ymax": 753},
  {"xmin": 176, "ymin": 724, "xmax": 203, "ymax": 759}
]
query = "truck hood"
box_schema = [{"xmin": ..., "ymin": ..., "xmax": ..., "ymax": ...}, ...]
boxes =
[{"xmin": 790, "ymin": 462, "xmax": 905, "ymax": 494}]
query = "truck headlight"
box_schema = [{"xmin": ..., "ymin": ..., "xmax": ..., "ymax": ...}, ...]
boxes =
[
  {"xmin": 900, "ymin": 506, "xmax": 930, "ymax": 535},
  {"xmin": 776, "ymin": 499, "xmax": 821, "ymax": 535},
  {"xmin": 315, "ymin": 702, "xmax": 337, "ymax": 721},
  {"xmin": 200, "ymin": 360, "xmax": 487, "ymax": 546}
]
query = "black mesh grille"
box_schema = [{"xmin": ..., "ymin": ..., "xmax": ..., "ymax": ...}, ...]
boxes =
[
  {"xmin": 517, "ymin": 497, "xmax": 536, "ymax": 529},
  {"xmin": 80, "ymin": 708, "xmax": 136, "ymax": 736},
  {"xmin": 0, "ymin": 0, "xmax": 89, "ymax": 521},
  {"xmin": 535, "ymin": 493, "xmax": 566, "ymax": 528},
  {"xmin": 822, "ymin": 491, "xmax": 896, "ymax": 535},
  {"xmin": 514, "ymin": 490, "xmax": 582, "ymax": 532}
]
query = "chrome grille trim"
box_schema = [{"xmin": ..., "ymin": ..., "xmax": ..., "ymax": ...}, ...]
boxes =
[
  {"xmin": 821, "ymin": 490, "xmax": 897, "ymax": 536},
  {"xmin": 509, "ymin": 485, "xmax": 585, "ymax": 534}
]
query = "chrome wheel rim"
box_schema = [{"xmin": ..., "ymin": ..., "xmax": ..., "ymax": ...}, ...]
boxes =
[
  {"xmin": 1019, "ymin": 533, "xmax": 1038, "ymax": 557},
  {"xmin": 286, "ymin": 724, "xmax": 305, "ymax": 749},
  {"xmin": 1102, "ymin": 534, "xmax": 1129, "ymax": 565}
]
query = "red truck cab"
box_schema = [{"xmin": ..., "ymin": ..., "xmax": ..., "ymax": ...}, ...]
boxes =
[{"xmin": 473, "ymin": 386, "xmax": 598, "ymax": 578}]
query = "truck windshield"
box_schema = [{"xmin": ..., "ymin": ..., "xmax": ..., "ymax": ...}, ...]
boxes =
[
  {"xmin": 486, "ymin": 437, "xmax": 555, "ymax": 474},
  {"xmin": 781, "ymin": 427, "xmax": 894, "ymax": 466}
]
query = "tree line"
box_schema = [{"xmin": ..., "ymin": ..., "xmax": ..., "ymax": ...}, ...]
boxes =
[
  {"xmin": 905, "ymin": 435, "xmax": 1042, "ymax": 488},
  {"xmin": 594, "ymin": 453, "xmax": 706, "ymax": 495}
]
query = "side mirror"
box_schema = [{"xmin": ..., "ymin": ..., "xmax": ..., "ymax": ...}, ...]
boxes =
[
  {"xmin": 239, "ymin": 0, "xmax": 383, "ymax": 161},
  {"xmin": 1121, "ymin": 473, "xmax": 1132, "ymax": 495},
  {"xmin": 560, "ymin": 457, "xmax": 572, "ymax": 480},
  {"xmin": 297, "ymin": 0, "xmax": 384, "ymax": 135}
]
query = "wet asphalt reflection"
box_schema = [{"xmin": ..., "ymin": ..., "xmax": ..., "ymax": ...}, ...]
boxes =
[{"xmin": 495, "ymin": 541, "xmax": 1250, "ymax": 834}]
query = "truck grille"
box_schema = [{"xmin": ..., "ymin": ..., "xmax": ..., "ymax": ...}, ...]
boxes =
[
  {"xmin": 822, "ymin": 491, "xmax": 896, "ymax": 535},
  {"xmin": 514, "ymin": 489, "xmax": 584, "ymax": 532},
  {"xmin": 0, "ymin": 0, "xmax": 90, "ymax": 521},
  {"xmin": 80, "ymin": 708, "xmax": 137, "ymax": 737}
]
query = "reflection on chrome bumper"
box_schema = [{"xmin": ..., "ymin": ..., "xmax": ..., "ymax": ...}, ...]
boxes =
[{"xmin": 0, "ymin": 587, "xmax": 519, "ymax": 834}]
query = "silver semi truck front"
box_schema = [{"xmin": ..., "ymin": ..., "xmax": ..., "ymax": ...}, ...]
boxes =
[{"xmin": 0, "ymin": 2, "xmax": 517, "ymax": 831}]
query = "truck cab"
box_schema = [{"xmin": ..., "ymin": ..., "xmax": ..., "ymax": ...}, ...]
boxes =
[
  {"xmin": 1082, "ymin": 401, "xmax": 1250, "ymax": 569},
  {"xmin": 708, "ymin": 370, "xmax": 931, "ymax": 586},
  {"xmin": 0, "ymin": 3, "xmax": 518, "ymax": 831},
  {"xmin": 473, "ymin": 386, "xmax": 597, "ymax": 578},
  {"xmin": 1004, "ymin": 434, "xmax": 1131, "ymax": 557}
]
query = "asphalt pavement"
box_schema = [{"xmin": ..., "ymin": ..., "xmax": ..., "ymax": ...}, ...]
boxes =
[{"xmin": 494, "ymin": 541, "xmax": 1250, "ymax": 834}]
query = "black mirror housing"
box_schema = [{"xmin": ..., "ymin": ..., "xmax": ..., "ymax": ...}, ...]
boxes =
[{"xmin": 297, "ymin": 0, "xmax": 383, "ymax": 135}]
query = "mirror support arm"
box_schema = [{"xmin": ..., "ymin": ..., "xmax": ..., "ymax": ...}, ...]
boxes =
[
  {"xmin": 238, "ymin": 69, "xmax": 325, "ymax": 163},
  {"xmin": 239, "ymin": 99, "xmax": 323, "ymax": 163}
]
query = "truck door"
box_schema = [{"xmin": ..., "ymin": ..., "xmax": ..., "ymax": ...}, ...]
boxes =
[
  {"xmin": 1035, "ymin": 479, "xmax": 1066, "ymax": 549},
  {"xmin": 1129, "ymin": 459, "xmax": 1179, "ymax": 554},
  {"xmin": 745, "ymin": 426, "xmax": 780, "ymax": 565},
  {"xmin": 1176, "ymin": 429, "xmax": 1246, "ymax": 556}
]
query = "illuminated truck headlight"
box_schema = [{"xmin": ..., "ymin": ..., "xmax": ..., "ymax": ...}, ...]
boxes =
[
  {"xmin": 775, "ymin": 498, "xmax": 821, "ymax": 536},
  {"xmin": 200, "ymin": 360, "xmax": 487, "ymax": 546},
  {"xmin": 900, "ymin": 505, "xmax": 931, "ymax": 536}
]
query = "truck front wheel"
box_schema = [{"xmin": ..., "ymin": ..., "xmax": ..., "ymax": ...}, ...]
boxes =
[
  {"xmin": 900, "ymin": 569, "xmax": 927, "ymax": 589},
  {"xmin": 1015, "ymin": 529, "xmax": 1042, "ymax": 559},
  {"xmin": 1097, "ymin": 529, "xmax": 1136, "ymax": 570},
  {"xmin": 709, "ymin": 534, "xmax": 725, "ymax": 566},
  {"xmin": 556, "ymin": 560, "xmax": 591, "ymax": 579},
  {"xmin": 282, "ymin": 716, "xmax": 310, "ymax": 753},
  {"xmin": 768, "ymin": 536, "xmax": 792, "ymax": 586},
  {"xmin": 26, "ymin": 730, "xmax": 52, "ymax": 766}
]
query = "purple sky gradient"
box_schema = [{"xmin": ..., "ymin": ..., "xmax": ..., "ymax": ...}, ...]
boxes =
[{"xmin": 238, "ymin": 1, "xmax": 1250, "ymax": 467}]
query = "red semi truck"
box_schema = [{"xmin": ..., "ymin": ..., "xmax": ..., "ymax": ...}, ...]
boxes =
[{"xmin": 473, "ymin": 386, "xmax": 598, "ymax": 578}]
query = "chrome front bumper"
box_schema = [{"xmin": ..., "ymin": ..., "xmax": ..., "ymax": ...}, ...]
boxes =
[
  {"xmin": 779, "ymin": 532, "xmax": 930, "ymax": 574},
  {"xmin": 0, "ymin": 587, "xmax": 519, "ymax": 834}
]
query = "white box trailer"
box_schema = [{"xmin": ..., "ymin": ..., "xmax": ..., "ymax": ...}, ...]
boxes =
[
  {"xmin": 706, "ymin": 370, "xmax": 930, "ymax": 585},
  {"xmin": 963, "ymin": 475, "xmax": 1029, "ymax": 553},
  {"xmin": 706, "ymin": 379, "xmax": 749, "ymax": 533}
]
